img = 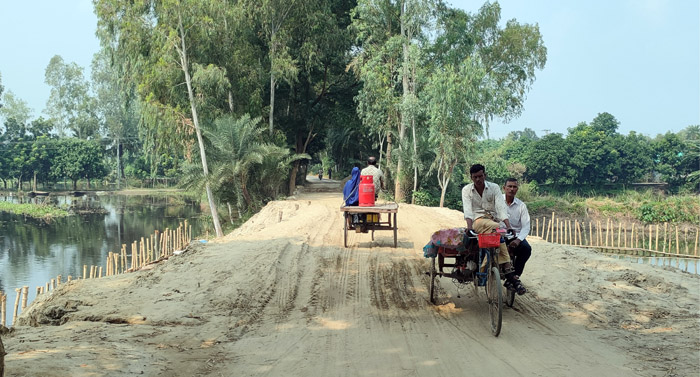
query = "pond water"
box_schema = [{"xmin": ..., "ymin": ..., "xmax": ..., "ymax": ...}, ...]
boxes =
[
  {"xmin": 605, "ymin": 253, "xmax": 700, "ymax": 275},
  {"xmin": 0, "ymin": 193, "xmax": 207, "ymax": 320}
]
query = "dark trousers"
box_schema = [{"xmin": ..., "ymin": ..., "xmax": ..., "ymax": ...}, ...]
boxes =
[{"xmin": 511, "ymin": 239, "xmax": 531, "ymax": 277}]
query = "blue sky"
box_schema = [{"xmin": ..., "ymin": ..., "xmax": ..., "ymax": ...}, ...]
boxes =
[{"xmin": 0, "ymin": 0, "xmax": 698, "ymax": 140}]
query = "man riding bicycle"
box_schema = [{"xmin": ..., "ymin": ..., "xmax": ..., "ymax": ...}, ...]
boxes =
[{"xmin": 462, "ymin": 164, "xmax": 526, "ymax": 295}]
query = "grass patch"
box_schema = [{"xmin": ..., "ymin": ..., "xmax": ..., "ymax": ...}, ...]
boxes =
[{"xmin": 0, "ymin": 201, "xmax": 70, "ymax": 219}]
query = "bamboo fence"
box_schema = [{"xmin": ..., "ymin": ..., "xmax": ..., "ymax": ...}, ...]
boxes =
[
  {"xmin": 533, "ymin": 212, "xmax": 699, "ymax": 261},
  {"xmin": 1, "ymin": 221, "xmax": 192, "ymax": 328}
]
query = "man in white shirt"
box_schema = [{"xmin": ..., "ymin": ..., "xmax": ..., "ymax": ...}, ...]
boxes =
[
  {"xmin": 502, "ymin": 178, "xmax": 532, "ymax": 279},
  {"xmin": 360, "ymin": 156, "xmax": 385, "ymax": 198},
  {"xmin": 462, "ymin": 164, "xmax": 526, "ymax": 295}
]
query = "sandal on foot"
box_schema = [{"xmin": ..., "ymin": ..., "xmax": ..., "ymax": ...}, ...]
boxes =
[{"xmin": 514, "ymin": 281, "xmax": 527, "ymax": 295}]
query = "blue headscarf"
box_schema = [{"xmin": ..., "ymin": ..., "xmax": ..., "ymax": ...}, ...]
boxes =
[{"xmin": 343, "ymin": 167, "xmax": 361, "ymax": 206}]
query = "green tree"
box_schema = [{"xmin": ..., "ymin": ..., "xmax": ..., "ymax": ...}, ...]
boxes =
[
  {"xmin": 653, "ymin": 129, "xmax": 698, "ymax": 191},
  {"xmin": 44, "ymin": 55, "xmax": 98, "ymax": 139},
  {"xmin": 95, "ymin": 0, "xmax": 238, "ymax": 237},
  {"xmin": 524, "ymin": 133, "xmax": 576, "ymax": 186},
  {"xmin": 615, "ymin": 131, "xmax": 653, "ymax": 183},
  {"xmin": 52, "ymin": 138, "xmax": 107, "ymax": 190},
  {"xmin": 566, "ymin": 113, "xmax": 621, "ymax": 185},
  {"xmin": 0, "ymin": 90, "xmax": 33, "ymax": 130},
  {"xmin": 424, "ymin": 59, "xmax": 485, "ymax": 207}
]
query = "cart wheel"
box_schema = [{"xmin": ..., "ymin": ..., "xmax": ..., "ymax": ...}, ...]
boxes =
[
  {"xmin": 393, "ymin": 212, "xmax": 397, "ymax": 248},
  {"xmin": 487, "ymin": 266, "xmax": 503, "ymax": 337},
  {"xmin": 429, "ymin": 257, "xmax": 437, "ymax": 304},
  {"xmin": 506, "ymin": 286, "xmax": 516, "ymax": 308},
  {"xmin": 343, "ymin": 213, "xmax": 348, "ymax": 248}
]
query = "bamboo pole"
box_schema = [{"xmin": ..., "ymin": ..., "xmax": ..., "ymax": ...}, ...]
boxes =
[
  {"xmin": 21, "ymin": 286, "xmax": 28, "ymax": 310},
  {"xmin": 685, "ymin": 227, "xmax": 689, "ymax": 254},
  {"xmin": 654, "ymin": 224, "xmax": 659, "ymax": 251},
  {"xmin": 546, "ymin": 219, "xmax": 552, "ymax": 243},
  {"xmin": 604, "ymin": 219, "xmax": 609, "ymax": 247},
  {"xmin": 0, "ymin": 293, "xmax": 5, "ymax": 327},
  {"xmin": 569, "ymin": 220, "xmax": 573, "ymax": 245},
  {"xmin": 36, "ymin": 287, "xmax": 42, "ymax": 296},
  {"xmin": 676, "ymin": 225, "xmax": 680, "ymax": 254},
  {"xmin": 184, "ymin": 220, "xmax": 189, "ymax": 243},
  {"xmin": 550, "ymin": 212, "xmax": 555, "ymax": 242},
  {"xmin": 589, "ymin": 222, "xmax": 593, "ymax": 246},
  {"xmin": 68, "ymin": 276, "xmax": 72, "ymax": 282},
  {"xmin": 149, "ymin": 235, "xmax": 154, "ymax": 262},
  {"xmin": 694, "ymin": 230, "xmax": 698, "ymax": 256},
  {"xmin": 83, "ymin": 265, "xmax": 87, "ymax": 280},
  {"xmin": 45, "ymin": 282, "xmax": 49, "ymax": 293},
  {"xmin": 663, "ymin": 223, "xmax": 668, "ymax": 253},
  {"xmin": 577, "ymin": 221, "xmax": 583, "ymax": 246},
  {"xmin": 99, "ymin": 267, "xmax": 103, "ymax": 278},
  {"xmin": 12, "ymin": 288, "xmax": 21, "ymax": 326},
  {"xmin": 631, "ymin": 223, "xmax": 635, "ymax": 249},
  {"xmin": 131, "ymin": 242, "xmax": 137, "ymax": 270},
  {"xmin": 51, "ymin": 278, "xmax": 56, "ymax": 289}
]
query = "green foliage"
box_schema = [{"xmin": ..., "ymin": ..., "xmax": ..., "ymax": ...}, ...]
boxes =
[
  {"xmin": 412, "ymin": 189, "xmax": 439, "ymax": 207},
  {"xmin": 636, "ymin": 197, "xmax": 700, "ymax": 224},
  {"xmin": 0, "ymin": 201, "xmax": 69, "ymax": 219}
]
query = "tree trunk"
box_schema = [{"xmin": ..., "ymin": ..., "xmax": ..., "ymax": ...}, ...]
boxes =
[
  {"xmin": 411, "ymin": 117, "xmax": 417, "ymax": 204},
  {"xmin": 33, "ymin": 172, "xmax": 37, "ymax": 192},
  {"xmin": 1, "ymin": 333, "xmax": 5, "ymax": 377},
  {"xmin": 269, "ymin": 31, "xmax": 277, "ymax": 136},
  {"xmin": 177, "ymin": 10, "xmax": 223, "ymax": 237},
  {"xmin": 395, "ymin": 0, "xmax": 409, "ymax": 203}
]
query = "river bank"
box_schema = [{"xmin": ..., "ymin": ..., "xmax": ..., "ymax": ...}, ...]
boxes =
[{"xmin": 2, "ymin": 191, "xmax": 698, "ymax": 377}]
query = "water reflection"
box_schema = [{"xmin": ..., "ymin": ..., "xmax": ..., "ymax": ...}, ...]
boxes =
[
  {"xmin": 606, "ymin": 254, "xmax": 700, "ymax": 275},
  {"xmin": 0, "ymin": 193, "xmax": 206, "ymax": 319}
]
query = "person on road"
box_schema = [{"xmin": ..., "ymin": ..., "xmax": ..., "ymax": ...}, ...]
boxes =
[
  {"xmin": 360, "ymin": 156, "xmax": 385, "ymax": 199},
  {"xmin": 462, "ymin": 164, "xmax": 526, "ymax": 295},
  {"xmin": 502, "ymin": 178, "xmax": 532, "ymax": 280}
]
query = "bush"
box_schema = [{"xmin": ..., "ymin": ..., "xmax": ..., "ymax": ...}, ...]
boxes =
[{"xmin": 413, "ymin": 189, "xmax": 439, "ymax": 207}]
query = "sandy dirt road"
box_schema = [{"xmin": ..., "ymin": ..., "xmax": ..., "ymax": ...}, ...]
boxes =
[{"xmin": 5, "ymin": 190, "xmax": 699, "ymax": 377}]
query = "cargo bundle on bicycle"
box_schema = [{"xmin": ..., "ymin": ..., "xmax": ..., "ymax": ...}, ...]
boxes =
[{"xmin": 423, "ymin": 227, "xmax": 514, "ymax": 337}]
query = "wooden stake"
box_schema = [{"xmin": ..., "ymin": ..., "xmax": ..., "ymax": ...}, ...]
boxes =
[
  {"xmin": 654, "ymin": 224, "xmax": 659, "ymax": 251},
  {"xmin": 51, "ymin": 278, "xmax": 56, "ymax": 289},
  {"xmin": 36, "ymin": 287, "xmax": 42, "ymax": 296},
  {"xmin": 663, "ymin": 223, "xmax": 668, "ymax": 253},
  {"xmin": 0, "ymin": 293, "xmax": 5, "ymax": 327},
  {"xmin": 68, "ymin": 276, "xmax": 72, "ymax": 282},
  {"xmin": 83, "ymin": 265, "xmax": 87, "ymax": 280},
  {"xmin": 21, "ymin": 286, "xmax": 28, "ymax": 310},
  {"xmin": 694, "ymin": 230, "xmax": 698, "ymax": 256},
  {"xmin": 685, "ymin": 227, "xmax": 689, "ymax": 254},
  {"xmin": 12, "ymin": 288, "xmax": 21, "ymax": 326},
  {"xmin": 675, "ymin": 225, "xmax": 680, "ymax": 254},
  {"xmin": 99, "ymin": 266, "xmax": 103, "ymax": 278},
  {"xmin": 45, "ymin": 282, "xmax": 49, "ymax": 293},
  {"xmin": 0, "ymin": 291, "xmax": 7, "ymax": 327},
  {"xmin": 550, "ymin": 212, "xmax": 555, "ymax": 242},
  {"xmin": 604, "ymin": 219, "xmax": 608, "ymax": 247}
]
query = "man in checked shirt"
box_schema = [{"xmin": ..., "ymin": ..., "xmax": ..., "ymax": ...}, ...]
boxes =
[{"xmin": 462, "ymin": 164, "xmax": 526, "ymax": 295}]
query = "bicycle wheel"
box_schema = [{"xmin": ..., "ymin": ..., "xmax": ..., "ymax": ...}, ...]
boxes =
[
  {"xmin": 487, "ymin": 266, "xmax": 503, "ymax": 337},
  {"xmin": 429, "ymin": 257, "xmax": 437, "ymax": 304}
]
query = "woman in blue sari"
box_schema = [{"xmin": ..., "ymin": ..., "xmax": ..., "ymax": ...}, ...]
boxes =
[{"xmin": 343, "ymin": 167, "xmax": 361, "ymax": 206}]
